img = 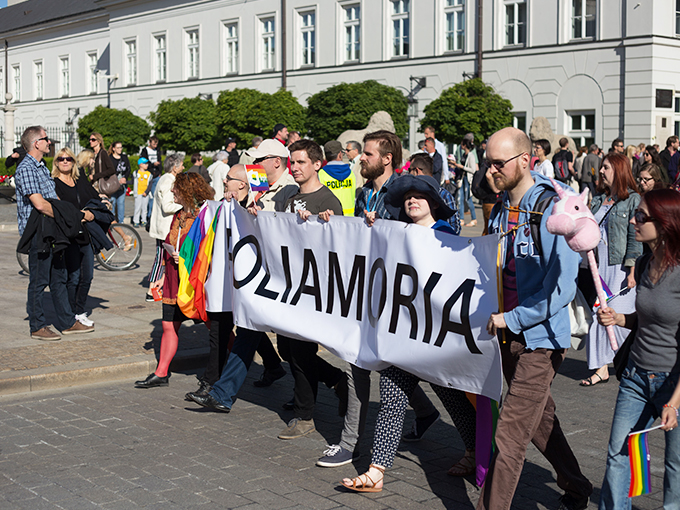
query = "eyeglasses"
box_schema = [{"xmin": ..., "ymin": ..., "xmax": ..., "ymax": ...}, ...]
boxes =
[
  {"xmin": 485, "ymin": 152, "xmax": 526, "ymax": 170},
  {"xmin": 633, "ymin": 209, "xmax": 656, "ymax": 224},
  {"xmin": 56, "ymin": 157, "xmax": 74, "ymax": 162},
  {"xmin": 644, "ymin": 152, "xmax": 650, "ymax": 157},
  {"xmin": 225, "ymin": 175, "xmax": 245, "ymax": 183},
  {"xmin": 638, "ymin": 176, "xmax": 654, "ymax": 183},
  {"xmin": 89, "ymin": 138, "xmax": 97, "ymax": 142},
  {"xmin": 36, "ymin": 136, "xmax": 50, "ymax": 143}
]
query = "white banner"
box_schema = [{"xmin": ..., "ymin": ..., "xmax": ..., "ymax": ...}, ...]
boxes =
[{"xmin": 223, "ymin": 201, "xmax": 503, "ymax": 401}]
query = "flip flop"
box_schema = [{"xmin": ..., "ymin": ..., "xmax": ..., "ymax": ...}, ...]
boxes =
[
  {"xmin": 579, "ymin": 373, "xmax": 609, "ymax": 387},
  {"xmin": 342, "ymin": 464, "xmax": 385, "ymax": 493}
]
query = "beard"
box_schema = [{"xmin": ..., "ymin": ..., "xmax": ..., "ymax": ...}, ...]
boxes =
[
  {"xmin": 493, "ymin": 163, "xmax": 524, "ymax": 191},
  {"xmin": 361, "ymin": 160, "xmax": 385, "ymax": 181}
]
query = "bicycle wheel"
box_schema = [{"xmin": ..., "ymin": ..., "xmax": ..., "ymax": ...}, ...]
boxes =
[
  {"xmin": 96, "ymin": 223, "xmax": 142, "ymax": 271},
  {"xmin": 16, "ymin": 251, "xmax": 29, "ymax": 274}
]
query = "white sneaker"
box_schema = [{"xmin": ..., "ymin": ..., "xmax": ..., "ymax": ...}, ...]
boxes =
[{"xmin": 75, "ymin": 313, "xmax": 94, "ymax": 327}]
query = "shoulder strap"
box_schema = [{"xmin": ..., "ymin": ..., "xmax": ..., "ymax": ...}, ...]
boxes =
[{"xmin": 529, "ymin": 187, "xmax": 556, "ymax": 258}]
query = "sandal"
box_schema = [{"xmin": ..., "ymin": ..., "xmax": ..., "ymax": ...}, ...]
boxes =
[
  {"xmin": 342, "ymin": 464, "xmax": 385, "ymax": 493},
  {"xmin": 122, "ymin": 235, "xmax": 134, "ymax": 252},
  {"xmin": 447, "ymin": 449, "xmax": 475, "ymax": 477},
  {"xmin": 466, "ymin": 220, "xmax": 477, "ymax": 227},
  {"xmin": 579, "ymin": 372, "xmax": 609, "ymax": 387}
]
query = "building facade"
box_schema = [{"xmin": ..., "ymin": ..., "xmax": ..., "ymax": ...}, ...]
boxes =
[{"xmin": 2, "ymin": 0, "xmax": 680, "ymax": 155}]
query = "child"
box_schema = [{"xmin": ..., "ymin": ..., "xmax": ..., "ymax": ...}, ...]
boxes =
[{"xmin": 133, "ymin": 157, "xmax": 152, "ymax": 227}]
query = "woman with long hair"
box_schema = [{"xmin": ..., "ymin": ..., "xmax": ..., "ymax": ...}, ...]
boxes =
[
  {"xmin": 642, "ymin": 145, "xmax": 668, "ymax": 182},
  {"xmin": 637, "ymin": 163, "xmax": 668, "ymax": 194},
  {"xmin": 597, "ymin": 189, "xmax": 680, "ymax": 509},
  {"xmin": 580, "ymin": 153, "xmax": 642, "ymax": 387},
  {"xmin": 89, "ymin": 132, "xmax": 116, "ymax": 194},
  {"xmin": 626, "ymin": 145, "xmax": 641, "ymax": 177},
  {"xmin": 107, "ymin": 141, "xmax": 132, "ymax": 224},
  {"xmin": 135, "ymin": 172, "xmax": 215, "ymax": 388}
]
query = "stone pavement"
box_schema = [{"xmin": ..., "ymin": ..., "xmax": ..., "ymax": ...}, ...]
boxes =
[{"xmin": 0, "ymin": 201, "xmax": 670, "ymax": 509}]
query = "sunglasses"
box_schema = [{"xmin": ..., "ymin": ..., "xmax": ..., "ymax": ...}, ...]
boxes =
[
  {"xmin": 633, "ymin": 209, "xmax": 655, "ymax": 224},
  {"xmin": 254, "ymin": 155, "xmax": 276, "ymax": 163},
  {"xmin": 637, "ymin": 176, "xmax": 654, "ymax": 183},
  {"xmin": 56, "ymin": 156, "xmax": 74, "ymax": 162},
  {"xmin": 485, "ymin": 152, "xmax": 526, "ymax": 170},
  {"xmin": 89, "ymin": 138, "xmax": 98, "ymax": 142},
  {"xmin": 36, "ymin": 136, "xmax": 50, "ymax": 143},
  {"xmin": 225, "ymin": 175, "xmax": 245, "ymax": 183}
]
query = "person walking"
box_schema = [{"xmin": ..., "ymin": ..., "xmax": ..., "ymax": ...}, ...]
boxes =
[{"xmin": 89, "ymin": 132, "xmax": 116, "ymax": 195}]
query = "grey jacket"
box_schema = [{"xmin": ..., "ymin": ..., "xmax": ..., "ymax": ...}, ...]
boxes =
[{"xmin": 590, "ymin": 190, "xmax": 642, "ymax": 267}]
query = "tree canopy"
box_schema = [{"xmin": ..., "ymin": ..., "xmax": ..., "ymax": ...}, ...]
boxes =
[
  {"xmin": 149, "ymin": 97, "xmax": 220, "ymax": 153},
  {"xmin": 215, "ymin": 88, "xmax": 306, "ymax": 148},
  {"xmin": 306, "ymin": 80, "xmax": 409, "ymax": 143},
  {"xmin": 77, "ymin": 105, "xmax": 151, "ymax": 154},
  {"xmin": 420, "ymin": 79, "xmax": 513, "ymax": 144}
]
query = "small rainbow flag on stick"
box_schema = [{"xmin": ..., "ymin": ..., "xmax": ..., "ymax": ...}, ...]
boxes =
[
  {"xmin": 628, "ymin": 424, "xmax": 661, "ymax": 497},
  {"xmin": 246, "ymin": 165, "xmax": 269, "ymax": 192}
]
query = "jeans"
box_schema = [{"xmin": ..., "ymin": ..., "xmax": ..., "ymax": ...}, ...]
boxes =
[
  {"xmin": 46, "ymin": 245, "xmax": 76, "ymax": 332},
  {"xmin": 65, "ymin": 243, "xmax": 94, "ymax": 316},
  {"xmin": 147, "ymin": 176, "xmax": 160, "ymax": 219},
  {"xmin": 457, "ymin": 174, "xmax": 476, "ymax": 220},
  {"xmin": 599, "ymin": 361, "xmax": 680, "ymax": 510},
  {"xmin": 110, "ymin": 187, "xmax": 126, "ymax": 223}
]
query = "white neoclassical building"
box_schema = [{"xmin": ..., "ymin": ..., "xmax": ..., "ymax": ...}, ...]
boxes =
[{"xmin": 2, "ymin": 0, "xmax": 680, "ymax": 155}]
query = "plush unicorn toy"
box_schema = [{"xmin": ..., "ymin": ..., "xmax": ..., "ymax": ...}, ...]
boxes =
[{"xmin": 545, "ymin": 178, "xmax": 618, "ymax": 350}]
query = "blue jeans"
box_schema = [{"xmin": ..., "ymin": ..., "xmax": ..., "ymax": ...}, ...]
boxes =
[
  {"xmin": 599, "ymin": 361, "xmax": 680, "ymax": 510},
  {"xmin": 110, "ymin": 187, "xmax": 126, "ymax": 223},
  {"xmin": 65, "ymin": 243, "xmax": 94, "ymax": 316},
  {"xmin": 457, "ymin": 174, "xmax": 476, "ymax": 220}
]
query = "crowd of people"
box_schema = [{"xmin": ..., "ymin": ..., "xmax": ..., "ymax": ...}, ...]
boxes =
[{"xmin": 11, "ymin": 121, "xmax": 680, "ymax": 510}]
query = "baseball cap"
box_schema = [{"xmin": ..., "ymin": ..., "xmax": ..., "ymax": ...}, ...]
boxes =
[
  {"xmin": 138, "ymin": 157, "xmax": 150, "ymax": 165},
  {"xmin": 324, "ymin": 140, "xmax": 344, "ymax": 161},
  {"xmin": 245, "ymin": 138, "xmax": 290, "ymax": 159}
]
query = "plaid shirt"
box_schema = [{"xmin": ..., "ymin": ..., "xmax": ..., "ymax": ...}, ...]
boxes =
[
  {"xmin": 354, "ymin": 172, "xmax": 398, "ymax": 219},
  {"xmin": 15, "ymin": 154, "xmax": 58, "ymax": 235},
  {"xmin": 439, "ymin": 187, "xmax": 461, "ymax": 235}
]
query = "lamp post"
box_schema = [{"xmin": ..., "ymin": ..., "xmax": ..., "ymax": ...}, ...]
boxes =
[{"xmin": 98, "ymin": 72, "xmax": 118, "ymax": 108}]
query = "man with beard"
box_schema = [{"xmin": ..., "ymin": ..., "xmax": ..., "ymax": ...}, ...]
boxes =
[
  {"xmin": 478, "ymin": 127, "xmax": 592, "ymax": 510},
  {"xmin": 316, "ymin": 130, "xmax": 440, "ymax": 468}
]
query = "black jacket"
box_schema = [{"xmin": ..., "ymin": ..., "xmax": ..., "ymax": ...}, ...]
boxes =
[
  {"xmin": 82, "ymin": 199, "xmax": 115, "ymax": 252},
  {"xmin": 17, "ymin": 199, "xmax": 84, "ymax": 254},
  {"xmin": 227, "ymin": 149, "xmax": 240, "ymax": 167},
  {"xmin": 140, "ymin": 147, "xmax": 163, "ymax": 178},
  {"xmin": 92, "ymin": 150, "xmax": 116, "ymax": 181},
  {"xmin": 5, "ymin": 146, "xmax": 26, "ymax": 169},
  {"xmin": 110, "ymin": 153, "xmax": 132, "ymax": 181}
]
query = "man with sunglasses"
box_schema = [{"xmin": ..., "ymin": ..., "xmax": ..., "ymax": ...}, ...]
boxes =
[
  {"xmin": 479, "ymin": 127, "xmax": 592, "ymax": 510},
  {"xmin": 15, "ymin": 126, "xmax": 94, "ymax": 341}
]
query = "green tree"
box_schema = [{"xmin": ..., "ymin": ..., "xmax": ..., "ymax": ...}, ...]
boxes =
[
  {"xmin": 77, "ymin": 105, "xmax": 151, "ymax": 154},
  {"xmin": 420, "ymin": 78, "xmax": 513, "ymax": 144},
  {"xmin": 149, "ymin": 97, "xmax": 220, "ymax": 153},
  {"xmin": 305, "ymin": 80, "xmax": 409, "ymax": 143},
  {"xmin": 215, "ymin": 88, "xmax": 306, "ymax": 147}
]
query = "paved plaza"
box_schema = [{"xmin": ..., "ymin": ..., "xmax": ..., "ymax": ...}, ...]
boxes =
[{"xmin": 0, "ymin": 199, "xmax": 670, "ymax": 509}]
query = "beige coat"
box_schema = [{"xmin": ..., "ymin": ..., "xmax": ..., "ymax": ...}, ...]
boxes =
[{"xmin": 149, "ymin": 173, "xmax": 182, "ymax": 241}]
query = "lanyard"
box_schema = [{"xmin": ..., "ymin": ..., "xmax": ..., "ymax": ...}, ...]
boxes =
[{"xmin": 367, "ymin": 187, "xmax": 382, "ymax": 213}]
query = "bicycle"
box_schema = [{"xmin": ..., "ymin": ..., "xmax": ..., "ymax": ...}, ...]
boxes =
[{"xmin": 16, "ymin": 222, "xmax": 142, "ymax": 273}]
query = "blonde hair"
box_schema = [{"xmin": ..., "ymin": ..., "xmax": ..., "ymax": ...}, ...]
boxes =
[
  {"xmin": 51, "ymin": 147, "xmax": 79, "ymax": 180},
  {"xmin": 76, "ymin": 149, "xmax": 94, "ymax": 171}
]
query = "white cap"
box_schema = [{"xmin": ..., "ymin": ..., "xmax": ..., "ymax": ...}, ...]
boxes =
[{"xmin": 245, "ymin": 138, "xmax": 290, "ymax": 159}]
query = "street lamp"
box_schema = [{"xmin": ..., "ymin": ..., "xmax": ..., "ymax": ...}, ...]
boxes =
[{"xmin": 98, "ymin": 72, "xmax": 119, "ymax": 108}]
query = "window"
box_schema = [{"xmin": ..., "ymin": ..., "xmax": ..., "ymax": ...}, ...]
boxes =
[
  {"xmin": 60, "ymin": 57, "xmax": 69, "ymax": 97},
  {"xmin": 34, "ymin": 61, "xmax": 43, "ymax": 100},
  {"xmin": 674, "ymin": 95, "xmax": 680, "ymax": 137},
  {"xmin": 155, "ymin": 34, "xmax": 167, "ymax": 82},
  {"xmin": 505, "ymin": 1, "xmax": 526, "ymax": 46},
  {"xmin": 444, "ymin": 0, "xmax": 465, "ymax": 52},
  {"xmin": 88, "ymin": 51, "xmax": 98, "ymax": 94},
  {"xmin": 300, "ymin": 11, "xmax": 315, "ymax": 66},
  {"xmin": 392, "ymin": 0, "xmax": 410, "ymax": 57},
  {"xmin": 125, "ymin": 39, "xmax": 137, "ymax": 86},
  {"xmin": 261, "ymin": 17, "xmax": 275, "ymax": 71},
  {"xmin": 568, "ymin": 111, "xmax": 595, "ymax": 147},
  {"xmin": 344, "ymin": 4, "xmax": 360, "ymax": 62},
  {"xmin": 224, "ymin": 22, "xmax": 238, "ymax": 74},
  {"xmin": 12, "ymin": 64, "xmax": 20, "ymax": 102},
  {"xmin": 186, "ymin": 29, "xmax": 199, "ymax": 79},
  {"xmin": 676, "ymin": 0, "xmax": 680, "ymax": 36},
  {"xmin": 572, "ymin": 0, "xmax": 596, "ymax": 39},
  {"xmin": 513, "ymin": 112, "xmax": 526, "ymax": 132}
]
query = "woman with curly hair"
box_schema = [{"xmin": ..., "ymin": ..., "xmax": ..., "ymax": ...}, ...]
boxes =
[{"xmin": 135, "ymin": 172, "xmax": 215, "ymax": 388}]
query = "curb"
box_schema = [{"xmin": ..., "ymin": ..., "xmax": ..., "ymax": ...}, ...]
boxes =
[{"xmin": 0, "ymin": 349, "xmax": 208, "ymax": 396}]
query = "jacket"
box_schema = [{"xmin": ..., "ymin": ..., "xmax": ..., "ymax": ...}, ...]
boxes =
[
  {"xmin": 92, "ymin": 150, "xmax": 116, "ymax": 181},
  {"xmin": 17, "ymin": 199, "xmax": 84, "ymax": 254},
  {"xmin": 82, "ymin": 199, "xmax": 114, "ymax": 252},
  {"xmin": 590, "ymin": 191, "xmax": 642, "ymax": 267},
  {"xmin": 149, "ymin": 173, "xmax": 182, "ymax": 240},
  {"xmin": 488, "ymin": 172, "xmax": 580, "ymax": 350}
]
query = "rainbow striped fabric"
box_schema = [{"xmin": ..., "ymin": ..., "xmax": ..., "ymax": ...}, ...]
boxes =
[
  {"xmin": 628, "ymin": 429, "xmax": 652, "ymax": 497},
  {"xmin": 246, "ymin": 165, "xmax": 269, "ymax": 192},
  {"xmin": 469, "ymin": 394, "xmax": 499, "ymax": 487}
]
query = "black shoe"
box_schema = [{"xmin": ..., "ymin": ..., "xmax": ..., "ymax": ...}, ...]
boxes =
[
  {"xmin": 334, "ymin": 373, "xmax": 348, "ymax": 417},
  {"xmin": 185, "ymin": 379, "xmax": 211, "ymax": 401},
  {"xmin": 134, "ymin": 373, "xmax": 169, "ymax": 388},
  {"xmin": 145, "ymin": 293, "xmax": 154, "ymax": 302},
  {"xmin": 188, "ymin": 392, "xmax": 230, "ymax": 413},
  {"xmin": 282, "ymin": 397, "xmax": 294, "ymax": 410},
  {"xmin": 557, "ymin": 493, "xmax": 589, "ymax": 510},
  {"xmin": 253, "ymin": 365, "xmax": 286, "ymax": 387}
]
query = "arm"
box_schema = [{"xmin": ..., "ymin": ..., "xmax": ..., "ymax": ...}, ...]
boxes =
[
  {"xmin": 157, "ymin": 177, "xmax": 182, "ymax": 215},
  {"xmin": 623, "ymin": 194, "xmax": 643, "ymax": 267},
  {"xmin": 28, "ymin": 194, "xmax": 54, "ymax": 218}
]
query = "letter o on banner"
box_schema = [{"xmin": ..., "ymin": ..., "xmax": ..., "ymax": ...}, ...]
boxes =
[
  {"xmin": 367, "ymin": 258, "xmax": 387, "ymax": 327},
  {"xmin": 233, "ymin": 235, "xmax": 262, "ymax": 289}
]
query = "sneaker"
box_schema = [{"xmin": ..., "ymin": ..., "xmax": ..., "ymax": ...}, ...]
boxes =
[
  {"xmin": 557, "ymin": 493, "xmax": 589, "ymax": 510},
  {"xmin": 75, "ymin": 313, "xmax": 94, "ymax": 327},
  {"xmin": 145, "ymin": 293, "xmax": 154, "ymax": 302},
  {"xmin": 253, "ymin": 365, "xmax": 286, "ymax": 387},
  {"xmin": 278, "ymin": 418, "xmax": 316, "ymax": 440},
  {"xmin": 402, "ymin": 410, "xmax": 441, "ymax": 442},
  {"xmin": 30, "ymin": 326, "xmax": 61, "ymax": 341},
  {"xmin": 62, "ymin": 321, "xmax": 95, "ymax": 335},
  {"xmin": 316, "ymin": 444, "xmax": 359, "ymax": 468}
]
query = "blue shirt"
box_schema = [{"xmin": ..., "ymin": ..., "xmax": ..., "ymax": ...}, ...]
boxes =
[
  {"xmin": 355, "ymin": 172, "xmax": 398, "ymax": 219},
  {"xmin": 15, "ymin": 154, "xmax": 58, "ymax": 235}
]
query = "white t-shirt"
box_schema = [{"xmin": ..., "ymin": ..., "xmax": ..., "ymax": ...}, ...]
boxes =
[{"xmin": 534, "ymin": 159, "xmax": 555, "ymax": 179}]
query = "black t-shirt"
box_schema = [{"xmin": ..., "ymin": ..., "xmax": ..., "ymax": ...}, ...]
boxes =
[
  {"xmin": 53, "ymin": 175, "xmax": 100, "ymax": 209},
  {"xmin": 552, "ymin": 149, "xmax": 573, "ymax": 165},
  {"xmin": 285, "ymin": 185, "xmax": 343, "ymax": 215}
]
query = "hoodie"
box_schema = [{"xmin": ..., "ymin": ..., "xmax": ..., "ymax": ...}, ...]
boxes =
[
  {"xmin": 488, "ymin": 172, "xmax": 580, "ymax": 350},
  {"xmin": 322, "ymin": 161, "xmax": 352, "ymax": 181}
]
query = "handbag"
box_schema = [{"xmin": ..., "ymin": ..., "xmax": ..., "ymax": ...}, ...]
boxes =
[{"xmin": 98, "ymin": 174, "xmax": 120, "ymax": 196}]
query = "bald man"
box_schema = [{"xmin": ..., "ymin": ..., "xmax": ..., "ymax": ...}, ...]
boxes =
[
  {"xmin": 479, "ymin": 128, "xmax": 592, "ymax": 510},
  {"xmin": 224, "ymin": 164, "xmax": 252, "ymax": 207}
]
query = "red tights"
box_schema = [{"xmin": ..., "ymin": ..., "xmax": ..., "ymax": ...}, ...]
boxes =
[{"xmin": 155, "ymin": 321, "xmax": 181, "ymax": 377}]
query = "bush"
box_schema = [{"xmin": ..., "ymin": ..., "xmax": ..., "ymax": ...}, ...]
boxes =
[
  {"xmin": 215, "ymin": 88, "xmax": 306, "ymax": 148},
  {"xmin": 420, "ymin": 78, "xmax": 513, "ymax": 145},
  {"xmin": 306, "ymin": 80, "xmax": 409, "ymax": 143},
  {"xmin": 0, "ymin": 157, "xmax": 53, "ymax": 178},
  {"xmin": 149, "ymin": 97, "xmax": 220, "ymax": 153},
  {"xmin": 77, "ymin": 105, "xmax": 151, "ymax": 154}
]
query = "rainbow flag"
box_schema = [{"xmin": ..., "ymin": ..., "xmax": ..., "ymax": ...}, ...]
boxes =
[
  {"xmin": 628, "ymin": 426, "xmax": 658, "ymax": 497},
  {"xmin": 188, "ymin": 206, "xmax": 221, "ymax": 321},
  {"xmin": 246, "ymin": 165, "xmax": 269, "ymax": 191},
  {"xmin": 468, "ymin": 394, "xmax": 499, "ymax": 487}
]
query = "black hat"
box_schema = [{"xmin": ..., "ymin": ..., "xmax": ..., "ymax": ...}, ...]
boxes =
[
  {"xmin": 272, "ymin": 123, "xmax": 286, "ymax": 137},
  {"xmin": 384, "ymin": 174, "xmax": 454, "ymax": 223}
]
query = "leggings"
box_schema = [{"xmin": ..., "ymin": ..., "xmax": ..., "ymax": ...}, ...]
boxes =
[{"xmin": 148, "ymin": 239, "xmax": 165, "ymax": 283}]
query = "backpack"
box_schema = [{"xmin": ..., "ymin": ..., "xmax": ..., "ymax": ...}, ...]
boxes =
[{"xmin": 553, "ymin": 150, "xmax": 570, "ymax": 181}]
